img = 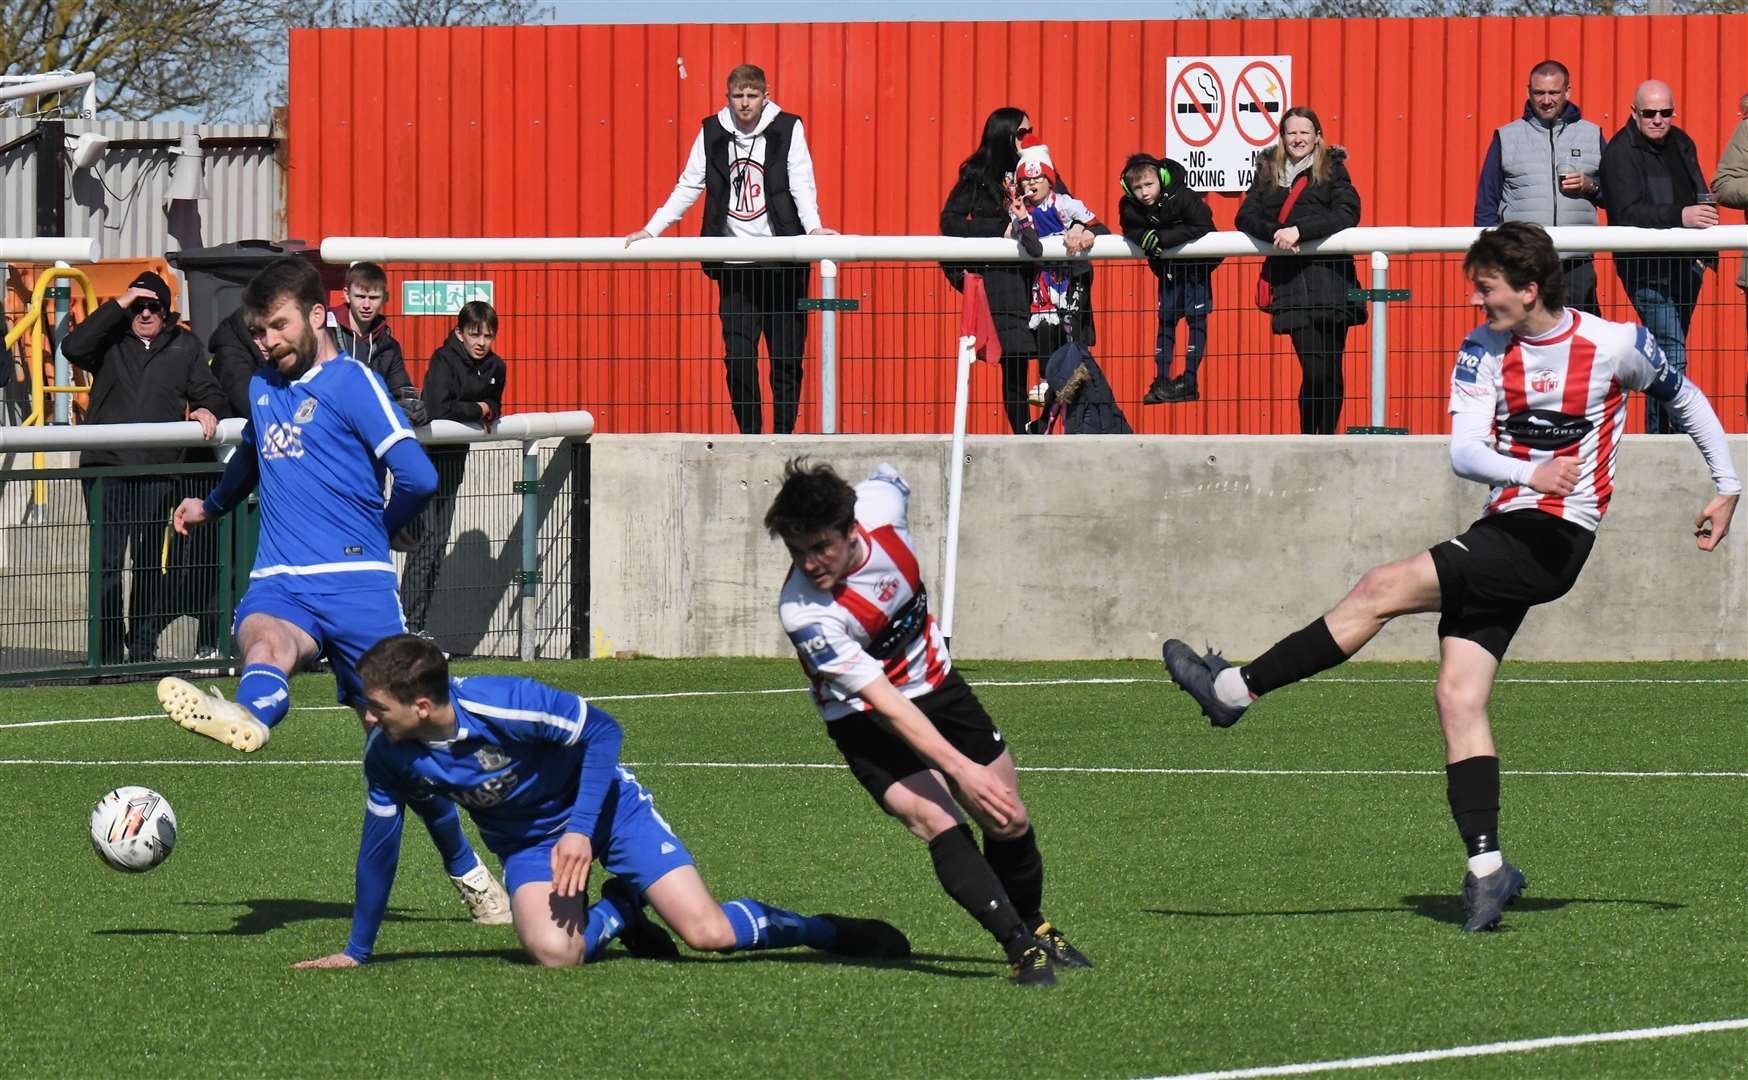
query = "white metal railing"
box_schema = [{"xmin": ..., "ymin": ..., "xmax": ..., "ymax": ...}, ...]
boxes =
[
  {"xmin": 0, "ymin": 237, "xmax": 101, "ymax": 263},
  {"xmin": 323, "ymin": 225, "xmax": 1748, "ymax": 434}
]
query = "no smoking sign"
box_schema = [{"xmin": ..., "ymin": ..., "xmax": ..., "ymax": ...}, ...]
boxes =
[{"xmin": 1165, "ymin": 55, "xmax": 1293, "ymax": 193}]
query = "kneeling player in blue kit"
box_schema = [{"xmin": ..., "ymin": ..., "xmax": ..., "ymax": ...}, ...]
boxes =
[{"xmin": 294, "ymin": 634, "xmax": 910, "ymax": 968}]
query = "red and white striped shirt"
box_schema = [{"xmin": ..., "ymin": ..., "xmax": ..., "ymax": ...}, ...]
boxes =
[
  {"xmin": 778, "ymin": 465, "xmax": 951, "ymax": 721},
  {"xmin": 1449, "ymin": 311, "xmax": 1664, "ymax": 532}
]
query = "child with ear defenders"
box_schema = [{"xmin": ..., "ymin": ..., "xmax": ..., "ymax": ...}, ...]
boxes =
[{"xmin": 1118, "ymin": 153, "xmax": 1221, "ymax": 404}]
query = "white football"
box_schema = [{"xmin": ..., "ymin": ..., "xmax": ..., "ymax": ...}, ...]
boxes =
[{"xmin": 90, "ymin": 786, "xmax": 178, "ymax": 873}]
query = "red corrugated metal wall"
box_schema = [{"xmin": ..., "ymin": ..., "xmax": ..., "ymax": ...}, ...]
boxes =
[{"xmin": 287, "ymin": 16, "xmax": 1748, "ymax": 434}]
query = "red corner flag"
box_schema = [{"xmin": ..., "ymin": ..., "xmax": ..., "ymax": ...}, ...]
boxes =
[{"xmin": 958, "ymin": 273, "xmax": 1002, "ymax": 364}]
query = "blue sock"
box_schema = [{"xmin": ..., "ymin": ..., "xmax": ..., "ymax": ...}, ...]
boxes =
[
  {"xmin": 582, "ymin": 895, "xmax": 633, "ymax": 962},
  {"xmin": 719, "ymin": 898, "xmax": 836, "ymax": 952},
  {"xmin": 413, "ymin": 798, "xmax": 480, "ymax": 877},
  {"xmin": 237, "ymin": 664, "xmax": 290, "ymax": 727}
]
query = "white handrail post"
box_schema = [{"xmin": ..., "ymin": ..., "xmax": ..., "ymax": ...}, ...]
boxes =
[
  {"xmin": 820, "ymin": 258, "xmax": 838, "ymax": 434},
  {"xmin": 940, "ymin": 336, "xmax": 976, "ymax": 646},
  {"xmin": 1370, "ymin": 250, "xmax": 1389, "ymax": 428},
  {"xmin": 519, "ymin": 439, "xmax": 542, "ymax": 662}
]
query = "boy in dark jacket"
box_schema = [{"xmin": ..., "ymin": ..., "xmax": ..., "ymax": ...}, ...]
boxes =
[
  {"xmin": 400, "ymin": 300, "xmax": 508, "ymax": 639},
  {"xmin": 1118, "ymin": 154, "xmax": 1218, "ymax": 404},
  {"xmin": 327, "ymin": 261, "xmax": 426, "ymax": 424}
]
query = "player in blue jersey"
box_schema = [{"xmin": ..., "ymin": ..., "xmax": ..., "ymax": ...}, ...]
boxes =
[
  {"xmin": 155, "ymin": 257, "xmax": 512, "ymax": 925},
  {"xmin": 292, "ymin": 634, "xmax": 912, "ymax": 969}
]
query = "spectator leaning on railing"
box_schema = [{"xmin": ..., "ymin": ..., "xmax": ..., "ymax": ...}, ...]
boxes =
[
  {"xmin": 61, "ymin": 271, "xmax": 226, "ymax": 665},
  {"xmin": 1600, "ymin": 78, "xmax": 1716, "ymax": 435},
  {"xmin": 1712, "ymin": 103, "xmax": 1748, "ymax": 401},
  {"xmin": 399, "ymin": 300, "xmax": 507, "ymax": 639},
  {"xmin": 1473, "ymin": 60, "xmax": 1607, "ymax": 315},
  {"xmin": 1236, "ymin": 107, "xmax": 1367, "ymax": 436},
  {"xmin": 626, "ymin": 63, "xmax": 834, "ymax": 436}
]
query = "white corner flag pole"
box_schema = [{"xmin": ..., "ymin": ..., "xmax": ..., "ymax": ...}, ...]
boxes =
[{"xmin": 940, "ymin": 335, "xmax": 976, "ymax": 646}]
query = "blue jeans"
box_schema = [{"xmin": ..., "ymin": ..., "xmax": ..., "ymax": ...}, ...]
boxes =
[
  {"xmin": 1621, "ymin": 260, "xmax": 1705, "ymax": 434},
  {"xmin": 1155, "ymin": 269, "xmax": 1212, "ymax": 384}
]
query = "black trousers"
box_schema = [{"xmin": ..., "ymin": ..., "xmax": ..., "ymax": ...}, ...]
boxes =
[
  {"xmin": 1562, "ymin": 256, "xmax": 1600, "ymax": 316},
  {"xmin": 717, "ymin": 265, "xmax": 810, "ymax": 434},
  {"xmin": 1287, "ymin": 321, "xmax": 1349, "ymax": 435},
  {"xmin": 399, "ymin": 452, "xmax": 467, "ymax": 634},
  {"xmin": 83, "ymin": 475, "xmax": 177, "ymax": 663},
  {"xmin": 171, "ymin": 474, "xmax": 223, "ymax": 652},
  {"xmin": 1000, "ymin": 319, "xmax": 1074, "ymax": 435}
]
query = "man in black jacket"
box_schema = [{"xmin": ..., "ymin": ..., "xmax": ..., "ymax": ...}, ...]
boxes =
[
  {"xmin": 1601, "ymin": 79, "xmax": 1718, "ymax": 434},
  {"xmin": 1118, "ymin": 154, "xmax": 1218, "ymax": 403},
  {"xmin": 400, "ymin": 301, "xmax": 508, "ymax": 638},
  {"xmin": 62, "ymin": 272, "xmax": 227, "ymax": 664}
]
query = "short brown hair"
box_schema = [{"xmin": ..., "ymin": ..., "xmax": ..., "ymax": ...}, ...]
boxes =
[
  {"xmin": 242, "ymin": 256, "xmax": 325, "ymax": 323},
  {"xmin": 357, "ymin": 634, "xmax": 452, "ymax": 706},
  {"xmin": 726, "ymin": 64, "xmax": 767, "ymax": 93},
  {"xmin": 1464, "ymin": 222, "xmax": 1567, "ymax": 311},
  {"xmin": 345, "ymin": 261, "xmax": 388, "ymax": 292}
]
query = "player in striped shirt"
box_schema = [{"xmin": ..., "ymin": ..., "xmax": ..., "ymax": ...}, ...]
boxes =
[
  {"xmin": 155, "ymin": 257, "xmax": 510, "ymax": 925},
  {"xmin": 292, "ymin": 634, "xmax": 909, "ymax": 969},
  {"xmin": 1164, "ymin": 222, "xmax": 1739, "ymax": 933},
  {"xmin": 768, "ymin": 460, "xmax": 1089, "ymax": 987}
]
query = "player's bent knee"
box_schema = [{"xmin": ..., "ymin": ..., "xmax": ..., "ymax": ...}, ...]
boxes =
[{"xmin": 673, "ymin": 907, "xmax": 737, "ymax": 952}]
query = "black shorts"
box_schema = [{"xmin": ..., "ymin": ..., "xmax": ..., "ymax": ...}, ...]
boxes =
[
  {"xmin": 826, "ymin": 669, "xmax": 1008, "ymax": 809},
  {"xmin": 1428, "ymin": 509, "xmax": 1595, "ymax": 661}
]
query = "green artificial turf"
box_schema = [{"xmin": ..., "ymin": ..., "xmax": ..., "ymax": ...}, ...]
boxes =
[{"xmin": 3, "ymin": 658, "xmax": 1744, "ymax": 1078}]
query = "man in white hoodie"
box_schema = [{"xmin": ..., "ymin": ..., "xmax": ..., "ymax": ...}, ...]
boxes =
[{"xmin": 626, "ymin": 64, "xmax": 835, "ymax": 434}]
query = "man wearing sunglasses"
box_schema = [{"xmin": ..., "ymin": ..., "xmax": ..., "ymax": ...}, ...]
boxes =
[
  {"xmin": 62, "ymin": 270, "xmax": 227, "ymax": 665},
  {"xmin": 1600, "ymin": 79, "xmax": 1717, "ymax": 434}
]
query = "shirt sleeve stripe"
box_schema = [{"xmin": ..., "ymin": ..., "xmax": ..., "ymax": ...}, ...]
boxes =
[
  {"xmin": 457, "ymin": 697, "xmax": 584, "ymax": 745},
  {"xmin": 365, "ymin": 799, "xmax": 400, "ymax": 818}
]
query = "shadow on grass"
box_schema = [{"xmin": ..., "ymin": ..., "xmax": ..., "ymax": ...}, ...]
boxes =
[
  {"xmin": 92, "ymin": 898, "xmax": 448, "ymax": 937},
  {"xmin": 368, "ymin": 946, "xmax": 1000, "ymax": 978},
  {"xmin": 1145, "ymin": 895, "xmax": 1684, "ymax": 927}
]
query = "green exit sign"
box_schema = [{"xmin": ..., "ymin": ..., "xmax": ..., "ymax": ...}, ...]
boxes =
[{"xmin": 401, "ymin": 280, "xmax": 494, "ymax": 316}]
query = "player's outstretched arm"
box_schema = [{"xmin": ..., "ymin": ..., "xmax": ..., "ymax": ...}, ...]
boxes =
[
  {"xmin": 860, "ymin": 675, "xmax": 1019, "ymax": 829},
  {"xmin": 295, "ymin": 768, "xmax": 407, "ymax": 969},
  {"xmin": 181, "ymin": 432, "xmax": 261, "ymax": 535},
  {"xmin": 292, "ymin": 952, "xmax": 359, "ymax": 970},
  {"xmin": 1695, "ymin": 493, "xmax": 1738, "ymax": 553},
  {"xmin": 1658, "ymin": 378, "xmax": 1744, "ymax": 551}
]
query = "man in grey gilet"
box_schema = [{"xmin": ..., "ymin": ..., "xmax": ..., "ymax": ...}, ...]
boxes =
[{"xmin": 1474, "ymin": 60, "xmax": 1607, "ymax": 313}]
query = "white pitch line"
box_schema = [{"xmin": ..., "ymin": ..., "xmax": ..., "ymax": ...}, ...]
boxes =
[
  {"xmin": 1, "ymin": 759, "xmax": 1745, "ymax": 779},
  {"xmin": 1139, "ymin": 1015, "xmax": 1748, "ymax": 1080},
  {"xmin": 2, "ymin": 672, "xmax": 1741, "ymax": 734}
]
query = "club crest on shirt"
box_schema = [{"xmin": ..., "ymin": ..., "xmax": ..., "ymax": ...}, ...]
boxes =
[
  {"xmin": 294, "ymin": 397, "xmax": 319, "ymax": 423},
  {"xmin": 1529, "ymin": 368, "xmax": 1560, "ymax": 394},
  {"xmin": 876, "ymin": 575, "xmax": 900, "ymax": 603},
  {"xmin": 474, "ymin": 745, "xmax": 511, "ymax": 771}
]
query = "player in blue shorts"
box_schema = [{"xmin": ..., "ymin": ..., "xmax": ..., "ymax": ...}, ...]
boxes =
[
  {"xmin": 156, "ymin": 256, "xmax": 511, "ymax": 924},
  {"xmin": 292, "ymin": 634, "xmax": 912, "ymax": 968}
]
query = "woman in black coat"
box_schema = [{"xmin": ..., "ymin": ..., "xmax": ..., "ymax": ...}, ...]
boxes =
[
  {"xmin": 1235, "ymin": 107, "xmax": 1366, "ymax": 435},
  {"xmin": 940, "ymin": 107, "xmax": 1045, "ymax": 434}
]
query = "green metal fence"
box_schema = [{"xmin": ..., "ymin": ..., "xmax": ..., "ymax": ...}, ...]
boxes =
[{"xmin": 0, "ymin": 441, "xmax": 587, "ymax": 683}]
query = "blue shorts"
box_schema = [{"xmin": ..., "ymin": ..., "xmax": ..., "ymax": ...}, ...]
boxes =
[
  {"xmin": 497, "ymin": 767, "xmax": 695, "ymax": 895},
  {"xmin": 233, "ymin": 572, "xmax": 405, "ymax": 709}
]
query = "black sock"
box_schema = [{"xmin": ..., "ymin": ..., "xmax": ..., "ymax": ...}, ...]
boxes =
[
  {"xmin": 1240, "ymin": 617, "xmax": 1349, "ymax": 697},
  {"xmin": 983, "ymin": 827, "xmax": 1045, "ymax": 934},
  {"xmin": 928, "ymin": 824, "xmax": 1029, "ymax": 958},
  {"xmin": 1445, "ymin": 755, "xmax": 1501, "ymax": 857}
]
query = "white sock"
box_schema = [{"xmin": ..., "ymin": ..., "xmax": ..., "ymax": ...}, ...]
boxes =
[
  {"xmin": 1468, "ymin": 850, "xmax": 1504, "ymax": 877},
  {"xmin": 1214, "ymin": 667, "xmax": 1253, "ymax": 710}
]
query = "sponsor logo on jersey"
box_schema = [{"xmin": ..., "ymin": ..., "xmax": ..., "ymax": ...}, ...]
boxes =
[
  {"xmin": 1454, "ymin": 340, "xmax": 1485, "ymax": 384},
  {"xmin": 1529, "ymin": 368, "xmax": 1560, "ymax": 394},
  {"xmin": 294, "ymin": 397, "xmax": 319, "ymax": 423},
  {"xmin": 787, "ymin": 625, "xmax": 839, "ymax": 671},
  {"xmin": 1502, "ymin": 409, "xmax": 1592, "ymax": 450},
  {"xmin": 474, "ymin": 745, "xmax": 511, "ymax": 771},
  {"xmin": 260, "ymin": 422, "xmax": 305, "ymax": 461},
  {"xmin": 876, "ymin": 575, "xmax": 900, "ymax": 603}
]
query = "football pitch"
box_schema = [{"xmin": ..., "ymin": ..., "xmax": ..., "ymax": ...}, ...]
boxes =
[{"xmin": 5, "ymin": 656, "xmax": 1746, "ymax": 1079}]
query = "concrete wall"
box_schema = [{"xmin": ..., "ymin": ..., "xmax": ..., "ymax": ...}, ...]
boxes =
[{"xmin": 589, "ymin": 434, "xmax": 1748, "ymax": 662}]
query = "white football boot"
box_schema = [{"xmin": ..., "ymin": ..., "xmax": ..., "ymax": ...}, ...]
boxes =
[
  {"xmin": 451, "ymin": 862, "xmax": 512, "ymax": 925},
  {"xmin": 157, "ymin": 676, "xmax": 271, "ymax": 753}
]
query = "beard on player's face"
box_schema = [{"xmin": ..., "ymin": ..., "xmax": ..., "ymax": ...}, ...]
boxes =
[{"xmin": 270, "ymin": 319, "xmax": 319, "ymax": 379}]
